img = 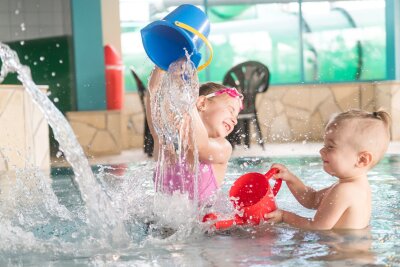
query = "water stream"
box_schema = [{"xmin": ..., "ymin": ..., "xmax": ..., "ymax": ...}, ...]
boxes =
[
  {"xmin": 150, "ymin": 57, "xmax": 201, "ymax": 222},
  {"xmin": 1, "ymin": 43, "xmax": 399, "ymax": 266},
  {"xmin": 0, "ymin": 42, "xmax": 128, "ymax": 247},
  {"xmin": 0, "ymin": 43, "xmax": 206, "ymax": 253}
]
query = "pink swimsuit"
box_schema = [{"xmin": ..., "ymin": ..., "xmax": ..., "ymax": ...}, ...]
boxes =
[{"xmin": 158, "ymin": 162, "xmax": 218, "ymax": 202}]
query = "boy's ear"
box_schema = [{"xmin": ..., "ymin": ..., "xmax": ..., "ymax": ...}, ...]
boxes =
[
  {"xmin": 357, "ymin": 151, "xmax": 373, "ymax": 168},
  {"xmin": 196, "ymin": 95, "xmax": 207, "ymax": 111}
]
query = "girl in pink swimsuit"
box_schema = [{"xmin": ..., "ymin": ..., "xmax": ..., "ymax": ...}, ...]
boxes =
[
  {"xmin": 147, "ymin": 64, "xmax": 243, "ymax": 203},
  {"xmin": 159, "ymin": 161, "xmax": 218, "ymax": 203}
]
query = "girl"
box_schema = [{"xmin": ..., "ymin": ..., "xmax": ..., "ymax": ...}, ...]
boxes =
[{"xmin": 146, "ymin": 63, "xmax": 243, "ymax": 203}]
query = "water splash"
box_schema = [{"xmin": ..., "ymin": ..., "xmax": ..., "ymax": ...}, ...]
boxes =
[
  {"xmin": 0, "ymin": 43, "xmax": 128, "ymax": 246},
  {"xmin": 149, "ymin": 55, "xmax": 201, "ymax": 226}
]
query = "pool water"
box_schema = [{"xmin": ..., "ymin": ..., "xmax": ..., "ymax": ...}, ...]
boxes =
[{"xmin": 1, "ymin": 155, "xmax": 399, "ymax": 266}]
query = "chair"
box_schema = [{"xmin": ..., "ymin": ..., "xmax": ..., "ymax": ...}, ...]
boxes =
[
  {"xmin": 223, "ymin": 61, "xmax": 270, "ymax": 149},
  {"xmin": 130, "ymin": 67, "xmax": 154, "ymax": 157}
]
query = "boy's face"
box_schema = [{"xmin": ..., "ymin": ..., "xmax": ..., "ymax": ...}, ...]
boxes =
[
  {"xmin": 320, "ymin": 121, "xmax": 361, "ymax": 178},
  {"xmin": 200, "ymin": 94, "xmax": 240, "ymax": 138}
]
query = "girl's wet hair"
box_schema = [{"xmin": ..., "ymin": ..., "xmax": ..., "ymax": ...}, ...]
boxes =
[{"xmin": 199, "ymin": 82, "xmax": 241, "ymax": 96}]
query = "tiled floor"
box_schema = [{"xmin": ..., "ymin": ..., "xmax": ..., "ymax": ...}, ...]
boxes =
[{"xmin": 51, "ymin": 142, "xmax": 400, "ymax": 167}]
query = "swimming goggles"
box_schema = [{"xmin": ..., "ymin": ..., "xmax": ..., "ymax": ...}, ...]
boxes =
[{"xmin": 205, "ymin": 87, "xmax": 244, "ymax": 110}]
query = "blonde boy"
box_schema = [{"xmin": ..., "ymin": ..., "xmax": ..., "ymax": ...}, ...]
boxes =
[{"xmin": 265, "ymin": 109, "xmax": 391, "ymax": 230}]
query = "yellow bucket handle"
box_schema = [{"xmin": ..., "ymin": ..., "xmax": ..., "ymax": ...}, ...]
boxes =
[{"xmin": 175, "ymin": 21, "xmax": 213, "ymax": 72}]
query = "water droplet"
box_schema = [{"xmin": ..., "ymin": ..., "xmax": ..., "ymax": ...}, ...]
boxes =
[
  {"xmin": 56, "ymin": 43, "xmax": 60, "ymax": 48},
  {"xmin": 53, "ymin": 97, "xmax": 59, "ymax": 103},
  {"xmin": 56, "ymin": 83, "xmax": 60, "ymax": 87},
  {"xmin": 24, "ymin": 55, "xmax": 28, "ymax": 60},
  {"xmin": 39, "ymin": 56, "xmax": 45, "ymax": 61},
  {"xmin": 15, "ymin": 9, "xmax": 20, "ymax": 15},
  {"xmin": 59, "ymin": 59, "xmax": 63, "ymax": 64},
  {"xmin": 33, "ymin": 62, "xmax": 37, "ymax": 65},
  {"xmin": 46, "ymin": 91, "xmax": 52, "ymax": 96},
  {"xmin": 51, "ymin": 72, "xmax": 56, "ymax": 77},
  {"xmin": 112, "ymin": 254, "xmax": 120, "ymax": 261},
  {"xmin": 20, "ymin": 41, "xmax": 25, "ymax": 46},
  {"xmin": 56, "ymin": 151, "xmax": 63, "ymax": 158},
  {"xmin": 20, "ymin": 23, "xmax": 25, "ymax": 31}
]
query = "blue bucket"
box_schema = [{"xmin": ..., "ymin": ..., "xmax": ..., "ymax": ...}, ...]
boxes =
[{"xmin": 141, "ymin": 4, "xmax": 213, "ymax": 71}]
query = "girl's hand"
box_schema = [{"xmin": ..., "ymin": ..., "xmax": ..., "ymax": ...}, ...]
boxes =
[
  {"xmin": 271, "ymin": 163, "xmax": 296, "ymax": 184},
  {"xmin": 264, "ymin": 209, "xmax": 283, "ymax": 224},
  {"xmin": 148, "ymin": 66, "xmax": 165, "ymax": 94}
]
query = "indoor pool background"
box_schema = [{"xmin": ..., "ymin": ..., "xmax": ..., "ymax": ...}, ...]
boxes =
[{"xmin": 1, "ymin": 154, "xmax": 399, "ymax": 266}]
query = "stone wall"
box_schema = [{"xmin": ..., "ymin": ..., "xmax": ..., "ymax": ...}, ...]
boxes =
[
  {"xmin": 65, "ymin": 81, "xmax": 400, "ymax": 154},
  {"xmin": 66, "ymin": 110, "xmax": 123, "ymax": 156},
  {"xmin": 120, "ymin": 93, "xmax": 145, "ymax": 149},
  {"xmin": 256, "ymin": 81, "xmax": 400, "ymax": 142},
  {"xmin": 0, "ymin": 85, "xmax": 49, "ymax": 172},
  {"xmin": 65, "ymin": 93, "xmax": 145, "ymax": 156},
  {"xmin": 123, "ymin": 81, "xmax": 400, "ymax": 148}
]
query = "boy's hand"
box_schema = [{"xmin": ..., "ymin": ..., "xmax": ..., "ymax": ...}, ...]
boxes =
[
  {"xmin": 271, "ymin": 163, "xmax": 296, "ymax": 184},
  {"xmin": 264, "ymin": 209, "xmax": 283, "ymax": 224}
]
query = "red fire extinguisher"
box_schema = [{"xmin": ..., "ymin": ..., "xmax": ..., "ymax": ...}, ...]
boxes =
[{"xmin": 104, "ymin": 44, "xmax": 124, "ymax": 110}]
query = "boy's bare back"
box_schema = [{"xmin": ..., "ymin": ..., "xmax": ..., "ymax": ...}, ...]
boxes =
[{"xmin": 315, "ymin": 178, "xmax": 371, "ymax": 229}]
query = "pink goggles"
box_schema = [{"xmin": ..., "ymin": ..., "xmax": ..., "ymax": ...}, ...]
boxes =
[{"xmin": 205, "ymin": 87, "xmax": 244, "ymax": 110}]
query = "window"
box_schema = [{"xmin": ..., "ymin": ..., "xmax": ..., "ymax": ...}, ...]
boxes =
[{"xmin": 120, "ymin": 0, "xmax": 387, "ymax": 92}]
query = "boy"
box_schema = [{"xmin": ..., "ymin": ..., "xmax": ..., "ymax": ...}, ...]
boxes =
[{"xmin": 265, "ymin": 110, "xmax": 391, "ymax": 230}]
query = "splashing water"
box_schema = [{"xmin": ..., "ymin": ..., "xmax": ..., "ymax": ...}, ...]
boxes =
[
  {"xmin": 0, "ymin": 43, "xmax": 128, "ymax": 246},
  {"xmin": 3, "ymin": 42, "xmax": 397, "ymax": 265},
  {"xmin": 149, "ymin": 55, "xmax": 203, "ymax": 227},
  {"xmin": 0, "ymin": 43, "xmax": 212, "ymax": 263}
]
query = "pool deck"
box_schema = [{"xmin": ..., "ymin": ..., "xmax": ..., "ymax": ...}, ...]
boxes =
[{"xmin": 51, "ymin": 141, "xmax": 400, "ymax": 167}]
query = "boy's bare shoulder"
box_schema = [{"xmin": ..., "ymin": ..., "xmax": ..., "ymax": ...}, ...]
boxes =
[{"xmin": 328, "ymin": 181, "xmax": 366, "ymax": 200}]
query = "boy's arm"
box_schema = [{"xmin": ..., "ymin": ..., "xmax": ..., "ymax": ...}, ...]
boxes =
[
  {"xmin": 289, "ymin": 182, "xmax": 333, "ymax": 210},
  {"xmin": 272, "ymin": 163, "xmax": 331, "ymax": 209},
  {"xmin": 285, "ymin": 177, "xmax": 319, "ymax": 209},
  {"xmin": 266, "ymin": 185, "xmax": 350, "ymax": 230}
]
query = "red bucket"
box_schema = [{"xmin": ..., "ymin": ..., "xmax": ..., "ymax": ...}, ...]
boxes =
[{"xmin": 203, "ymin": 168, "xmax": 282, "ymax": 229}]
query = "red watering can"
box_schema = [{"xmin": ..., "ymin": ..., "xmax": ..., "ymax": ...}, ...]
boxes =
[{"xmin": 203, "ymin": 168, "xmax": 282, "ymax": 230}]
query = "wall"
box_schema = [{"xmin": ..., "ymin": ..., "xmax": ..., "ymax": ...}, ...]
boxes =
[
  {"xmin": 0, "ymin": 0, "xmax": 74, "ymax": 113},
  {"xmin": 256, "ymin": 81, "xmax": 400, "ymax": 142},
  {"xmin": 0, "ymin": 0, "xmax": 71, "ymax": 42},
  {"xmin": 123, "ymin": 81, "xmax": 400, "ymax": 150},
  {"xmin": 101, "ymin": 0, "xmax": 122, "ymax": 56},
  {"xmin": 71, "ymin": 0, "xmax": 106, "ymax": 111},
  {"xmin": 3, "ymin": 36, "xmax": 76, "ymax": 113},
  {"xmin": 0, "ymin": 85, "xmax": 49, "ymax": 172}
]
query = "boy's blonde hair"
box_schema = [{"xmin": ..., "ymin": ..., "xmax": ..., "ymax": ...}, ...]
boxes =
[{"xmin": 326, "ymin": 109, "xmax": 392, "ymax": 166}]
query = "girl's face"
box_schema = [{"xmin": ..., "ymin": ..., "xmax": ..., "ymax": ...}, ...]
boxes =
[
  {"xmin": 199, "ymin": 94, "xmax": 241, "ymax": 138},
  {"xmin": 319, "ymin": 122, "xmax": 360, "ymax": 178}
]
